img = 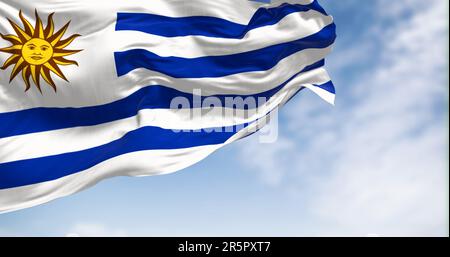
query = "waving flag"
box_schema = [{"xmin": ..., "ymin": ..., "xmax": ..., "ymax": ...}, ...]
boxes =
[{"xmin": 0, "ymin": 0, "xmax": 336, "ymax": 213}]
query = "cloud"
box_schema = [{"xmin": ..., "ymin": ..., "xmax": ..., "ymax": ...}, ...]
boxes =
[
  {"xmin": 237, "ymin": 0, "xmax": 448, "ymax": 236},
  {"xmin": 238, "ymin": 136, "xmax": 295, "ymax": 186},
  {"xmin": 65, "ymin": 223, "xmax": 128, "ymax": 237}
]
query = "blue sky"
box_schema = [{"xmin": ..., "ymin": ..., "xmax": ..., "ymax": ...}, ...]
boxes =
[{"xmin": 0, "ymin": 0, "xmax": 448, "ymax": 236}]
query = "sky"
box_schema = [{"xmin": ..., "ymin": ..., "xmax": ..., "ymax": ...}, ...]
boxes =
[{"xmin": 0, "ymin": 0, "xmax": 448, "ymax": 236}]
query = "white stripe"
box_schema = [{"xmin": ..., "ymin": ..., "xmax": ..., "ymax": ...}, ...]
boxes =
[
  {"xmin": 0, "ymin": 68, "xmax": 330, "ymax": 164},
  {"xmin": 114, "ymin": 10, "xmax": 333, "ymax": 58},
  {"xmin": 0, "ymin": 0, "xmax": 315, "ymax": 32},
  {"xmin": 272, "ymin": 0, "xmax": 315, "ymax": 5},
  {"xmin": 0, "ymin": 85, "xmax": 300, "ymax": 214},
  {"xmin": 1, "ymin": 45, "xmax": 331, "ymax": 112},
  {"xmin": 0, "ymin": 0, "xmax": 330, "ymax": 112},
  {"xmin": 0, "ymin": 145, "xmax": 223, "ymax": 214},
  {"xmin": 304, "ymin": 82, "xmax": 335, "ymax": 105},
  {"xmin": 117, "ymin": 46, "xmax": 333, "ymax": 96}
]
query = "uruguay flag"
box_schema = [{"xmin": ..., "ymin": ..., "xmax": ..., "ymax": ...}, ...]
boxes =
[{"xmin": 0, "ymin": 0, "xmax": 336, "ymax": 213}]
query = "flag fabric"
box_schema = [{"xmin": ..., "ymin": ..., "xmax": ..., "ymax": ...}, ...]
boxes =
[{"xmin": 0, "ymin": 0, "xmax": 336, "ymax": 213}]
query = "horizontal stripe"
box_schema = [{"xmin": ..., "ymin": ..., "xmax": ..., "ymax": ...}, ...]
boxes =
[
  {"xmin": 0, "ymin": 1, "xmax": 315, "ymax": 33},
  {"xmin": 115, "ymin": 2, "xmax": 327, "ymax": 38},
  {"xmin": 0, "ymin": 145, "xmax": 223, "ymax": 213},
  {"xmin": 303, "ymin": 81, "xmax": 335, "ymax": 105},
  {"xmin": 114, "ymin": 45, "xmax": 332, "ymax": 97},
  {"xmin": 0, "ymin": 124, "xmax": 247, "ymax": 189},
  {"xmin": 114, "ymin": 23, "xmax": 336, "ymax": 78},
  {"xmin": 0, "ymin": 112, "xmax": 273, "ymax": 213},
  {"xmin": 114, "ymin": 10, "xmax": 333, "ymax": 58},
  {"xmin": 0, "ymin": 68, "xmax": 331, "ymax": 164},
  {"xmin": 0, "ymin": 41, "xmax": 331, "ymax": 113},
  {"xmin": 315, "ymin": 80, "xmax": 335, "ymax": 94},
  {"xmin": 0, "ymin": 61, "xmax": 325, "ymax": 139},
  {"xmin": 250, "ymin": 0, "xmax": 272, "ymax": 3}
]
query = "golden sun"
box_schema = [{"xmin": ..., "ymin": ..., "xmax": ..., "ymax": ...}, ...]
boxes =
[{"xmin": 0, "ymin": 10, "xmax": 82, "ymax": 92}]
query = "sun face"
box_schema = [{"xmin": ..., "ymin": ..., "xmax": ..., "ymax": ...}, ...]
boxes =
[
  {"xmin": 0, "ymin": 10, "xmax": 82, "ymax": 92},
  {"xmin": 22, "ymin": 38, "xmax": 54, "ymax": 65}
]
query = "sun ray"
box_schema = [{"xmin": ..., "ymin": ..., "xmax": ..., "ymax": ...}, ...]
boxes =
[
  {"xmin": 30, "ymin": 65, "xmax": 42, "ymax": 92},
  {"xmin": 44, "ymin": 60, "xmax": 68, "ymax": 81},
  {"xmin": 41, "ymin": 66, "xmax": 57, "ymax": 92},
  {"xmin": 1, "ymin": 54, "xmax": 21, "ymax": 70},
  {"xmin": 21, "ymin": 65, "xmax": 32, "ymax": 91},
  {"xmin": 0, "ymin": 33, "xmax": 22, "ymax": 45},
  {"xmin": 44, "ymin": 13, "xmax": 55, "ymax": 39},
  {"xmin": 0, "ymin": 11, "xmax": 82, "ymax": 92},
  {"xmin": 48, "ymin": 21, "xmax": 70, "ymax": 46},
  {"xmin": 55, "ymin": 34, "xmax": 80, "ymax": 49},
  {"xmin": 19, "ymin": 10, "xmax": 34, "ymax": 36},
  {"xmin": 7, "ymin": 18, "xmax": 31, "ymax": 42},
  {"xmin": 0, "ymin": 45, "xmax": 22, "ymax": 54},
  {"xmin": 9, "ymin": 57, "xmax": 26, "ymax": 82},
  {"xmin": 33, "ymin": 10, "xmax": 45, "ymax": 39},
  {"xmin": 54, "ymin": 57, "xmax": 78, "ymax": 66},
  {"xmin": 53, "ymin": 49, "xmax": 82, "ymax": 57}
]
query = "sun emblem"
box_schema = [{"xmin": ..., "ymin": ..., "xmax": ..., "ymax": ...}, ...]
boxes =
[{"xmin": 0, "ymin": 10, "xmax": 81, "ymax": 92}]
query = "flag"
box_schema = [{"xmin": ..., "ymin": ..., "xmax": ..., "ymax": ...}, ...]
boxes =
[{"xmin": 0, "ymin": 0, "xmax": 336, "ymax": 213}]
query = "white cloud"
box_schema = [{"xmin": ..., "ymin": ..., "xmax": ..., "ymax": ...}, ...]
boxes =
[
  {"xmin": 237, "ymin": 0, "xmax": 448, "ymax": 236},
  {"xmin": 65, "ymin": 223, "xmax": 128, "ymax": 237},
  {"xmin": 238, "ymin": 136, "xmax": 295, "ymax": 186}
]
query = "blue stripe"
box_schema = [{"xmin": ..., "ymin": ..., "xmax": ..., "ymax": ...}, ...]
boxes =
[
  {"xmin": 0, "ymin": 125, "xmax": 245, "ymax": 189},
  {"xmin": 114, "ymin": 23, "xmax": 336, "ymax": 78},
  {"xmin": 315, "ymin": 80, "xmax": 335, "ymax": 94},
  {"xmin": 0, "ymin": 61, "xmax": 325, "ymax": 139},
  {"xmin": 115, "ymin": 2, "xmax": 327, "ymax": 38},
  {"xmin": 250, "ymin": 0, "xmax": 272, "ymax": 3}
]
